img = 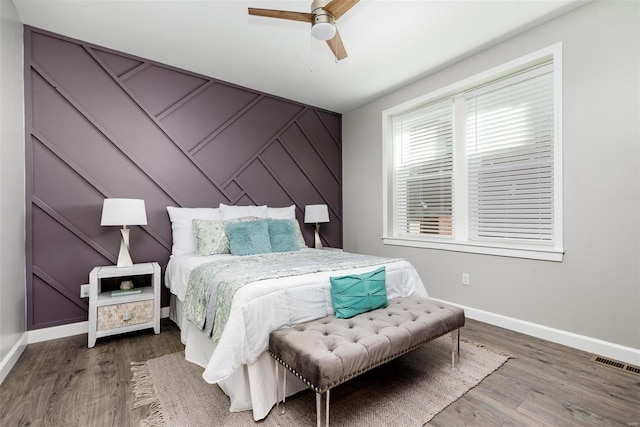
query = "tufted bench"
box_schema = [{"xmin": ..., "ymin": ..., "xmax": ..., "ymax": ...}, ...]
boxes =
[{"xmin": 268, "ymin": 296, "xmax": 465, "ymax": 426}]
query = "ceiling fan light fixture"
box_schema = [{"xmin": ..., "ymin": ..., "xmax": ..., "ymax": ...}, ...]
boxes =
[
  {"xmin": 311, "ymin": 22, "xmax": 336, "ymax": 40},
  {"xmin": 248, "ymin": 0, "xmax": 359, "ymax": 60},
  {"xmin": 311, "ymin": 13, "xmax": 336, "ymax": 41}
]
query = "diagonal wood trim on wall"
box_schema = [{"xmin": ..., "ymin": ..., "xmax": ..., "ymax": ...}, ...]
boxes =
[{"xmin": 24, "ymin": 27, "xmax": 342, "ymax": 330}]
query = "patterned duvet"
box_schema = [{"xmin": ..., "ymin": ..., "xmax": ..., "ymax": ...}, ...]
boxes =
[{"xmin": 183, "ymin": 250, "xmax": 400, "ymax": 343}]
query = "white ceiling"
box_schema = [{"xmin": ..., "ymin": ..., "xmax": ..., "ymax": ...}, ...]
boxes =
[{"xmin": 12, "ymin": 0, "xmax": 585, "ymax": 113}]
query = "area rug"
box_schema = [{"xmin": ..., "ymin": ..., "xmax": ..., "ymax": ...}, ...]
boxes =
[{"xmin": 130, "ymin": 336, "xmax": 509, "ymax": 426}]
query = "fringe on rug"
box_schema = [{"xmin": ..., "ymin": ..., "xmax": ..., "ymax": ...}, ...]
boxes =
[{"xmin": 130, "ymin": 361, "xmax": 166, "ymax": 427}]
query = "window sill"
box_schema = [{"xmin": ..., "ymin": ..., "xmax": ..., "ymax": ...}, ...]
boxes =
[{"xmin": 382, "ymin": 237, "xmax": 564, "ymax": 262}]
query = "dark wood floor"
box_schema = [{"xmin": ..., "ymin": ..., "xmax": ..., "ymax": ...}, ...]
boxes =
[{"xmin": 1, "ymin": 318, "xmax": 638, "ymax": 426}]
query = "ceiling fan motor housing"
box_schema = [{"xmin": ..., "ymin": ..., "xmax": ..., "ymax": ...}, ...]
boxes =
[{"xmin": 311, "ymin": 0, "xmax": 332, "ymax": 13}]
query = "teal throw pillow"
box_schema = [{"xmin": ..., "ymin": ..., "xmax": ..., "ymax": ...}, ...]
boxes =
[
  {"xmin": 267, "ymin": 218, "xmax": 300, "ymax": 253},
  {"xmin": 329, "ymin": 267, "xmax": 388, "ymax": 319},
  {"xmin": 226, "ymin": 219, "xmax": 272, "ymax": 256}
]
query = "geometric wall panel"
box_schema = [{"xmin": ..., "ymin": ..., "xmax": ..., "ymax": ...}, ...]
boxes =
[{"xmin": 24, "ymin": 27, "xmax": 342, "ymax": 330}]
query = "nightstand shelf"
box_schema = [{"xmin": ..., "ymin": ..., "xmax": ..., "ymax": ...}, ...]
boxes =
[{"xmin": 88, "ymin": 262, "xmax": 160, "ymax": 348}]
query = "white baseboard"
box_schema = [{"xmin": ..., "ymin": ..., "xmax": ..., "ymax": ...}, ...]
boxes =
[
  {"xmin": 27, "ymin": 308, "xmax": 172, "ymax": 344},
  {"xmin": 430, "ymin": 298, "xmax": 640, "ymax": 366},
  {"xmin": 2, "ymin": 308, "xmax": 169, "ymax": 384},
  {"xmin": 7, "ymin": 302, "xmax": 638, "ymax": 382},
  {"xmin": 28, "ymin": 321, "xmax": 89, "ymax": 344},
  {"xmin": 0, "ymin": 332, "xmax": 28, "ymax": 384}
]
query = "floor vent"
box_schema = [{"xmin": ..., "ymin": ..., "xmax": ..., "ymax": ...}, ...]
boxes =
[{"xmin": 591, "ymin": 355, "xmax": 640, "ymax": 376}]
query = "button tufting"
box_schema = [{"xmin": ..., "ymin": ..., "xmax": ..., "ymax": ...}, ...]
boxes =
[{"xmin": 269, "ymin": 297, "xmax": 464, "ymax": 400}]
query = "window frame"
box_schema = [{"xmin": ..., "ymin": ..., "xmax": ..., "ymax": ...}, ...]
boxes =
[{"xmin": 382, "ymin": 44, "xmax": 564, "ymax": 262}]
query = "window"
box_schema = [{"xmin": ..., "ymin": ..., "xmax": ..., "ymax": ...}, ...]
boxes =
[
  {"xmin": 383, "ymin": 45, "xmax": 563, "ymax": 261},
  {"xmin": 393, "ymin": 100, "xmax": 453, "ymax": 237}
]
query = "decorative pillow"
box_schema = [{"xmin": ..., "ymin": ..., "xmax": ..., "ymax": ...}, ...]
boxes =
[
  {"xmin": 226, "ymin": 219, "xmax": 272, "ymax": 256},
  {"xmin": 219, "ymin": 203, "xmax": 268, "ymax": 220},
  {"xmin": 291, "ymin": 219, "xmax": 307, "ymax": 248},
  {"xmin": 166, "ymin": 207, "xmax": 222, "ymax": 256},
  {"xmin": 329, "ymin": 267, "xmax": 388, "ymax": 319},
  {"xmin": 193, "ymin": 219, "xmax": 228, "ymax": 255},
  {"xmin": 267, "ymin": 218, "xmax": 300, "ymax": 253},
  {"xmin": 266, "ymin": 205, "xmax": 296, "ymax": 219},
  {"xmin": 193, "ymin": 216, "xmax": 257, "ymax": 256}
]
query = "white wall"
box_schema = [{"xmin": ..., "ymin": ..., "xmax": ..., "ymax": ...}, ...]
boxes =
[
  {"xmin": 343, "ymin": 1, "xmax": 640, "ymax": 354},
  {"xmin": 0, "ymin": 0, "xmax": 26, "ymax": 383}
]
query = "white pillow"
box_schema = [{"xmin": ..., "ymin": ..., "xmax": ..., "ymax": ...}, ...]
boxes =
[
  {"xmin": 266, "ymin": 205, "xmax": 296, "ymax": 220},
  {"xmin": 167, "ymin": 207, "xmax": 222, "ymax": 256},
  {"xmin": 219, "ymin": 203, "xmax": 268, "ymax": 219}
]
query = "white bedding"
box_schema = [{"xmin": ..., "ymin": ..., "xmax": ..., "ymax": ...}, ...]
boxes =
[{"xmin": 165, "ymin": 249, "xmax": 427, "ymax": 420}]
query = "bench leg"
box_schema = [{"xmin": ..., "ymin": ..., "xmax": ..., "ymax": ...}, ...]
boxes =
[
  {"xmin": 316, "ymin": 389, "xmax": 330, "ymax": 427},
  {"xmin": 275, "ymin": 361, "xmax": 287, "ymax": 415},
  {"xmin": 451, "ymin": 328, "xmax": 460, "ymax": 368}
]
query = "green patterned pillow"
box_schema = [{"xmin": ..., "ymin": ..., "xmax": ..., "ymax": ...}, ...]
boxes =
[
  {"xmin": 291, "ymin": 219, "xmax": 307, "ymax": 248},
  {"xmin": 226, "ymin": 219, "xmax": 272, "ymax": 256},
  {"xmin": 193, "ymin": 216, "xmax": 257, "ymax": 256},
  {"xmin": 329, "ymin": 267, "xmax": 388, "ymax": 319}
]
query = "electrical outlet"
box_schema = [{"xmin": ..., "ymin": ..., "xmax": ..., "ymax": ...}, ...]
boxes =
[
  {"xmin": 462, "ymin": 273, "xmax": 470, "ymax": 286},
  {"xmin": 80, "ymin": 284, "xmax": 90, "ymax": 298}
]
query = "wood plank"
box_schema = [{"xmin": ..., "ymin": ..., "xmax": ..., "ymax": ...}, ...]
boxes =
[
  {"xmin": 1, "ymin": 318, "xmax": 639, "ymax": 426},
  {"xmin": 431, "ymin": 319, "xmax": 640, "ymax": 426},
  {"xmin": 0, "ymin": 320, "xmax": 181, "ymax": 426}
]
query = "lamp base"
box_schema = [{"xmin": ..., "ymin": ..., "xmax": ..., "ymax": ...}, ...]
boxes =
[
  {"xmin": 117, "ymin": 227, "xmax": 134, "ymax": 268},
  {"xmin": 314, "ymin": 223, "xmax": 323, "ymax": 249}
]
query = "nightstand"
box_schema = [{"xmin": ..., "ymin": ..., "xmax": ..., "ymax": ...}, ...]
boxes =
[{"xmin": 88, "ymin": 262, "xmax": 160, "ymax": 348}]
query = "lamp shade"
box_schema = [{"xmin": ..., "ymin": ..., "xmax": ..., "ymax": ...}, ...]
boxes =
[
  {"xmin": 100, "ymin": 198, "xmax": 147, "ymax": 226},
  {"xmin": 304, "ymin": 204, "xmax": 329, "ymax": 224}
]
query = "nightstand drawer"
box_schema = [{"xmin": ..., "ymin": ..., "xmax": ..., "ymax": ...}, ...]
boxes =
[{"xmin": 97, "ymin": 300, "xmax": 153, "ymax": 330}]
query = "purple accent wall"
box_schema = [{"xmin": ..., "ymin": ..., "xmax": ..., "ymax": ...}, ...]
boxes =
[{"xmin": 24, "ymin": 27, "xmax": 342, "ymax": 330}]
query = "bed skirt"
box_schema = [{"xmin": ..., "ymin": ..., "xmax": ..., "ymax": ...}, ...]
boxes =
[{"xmin": 169, "ymin": 295, "xmax": 306, "ymax": 420}]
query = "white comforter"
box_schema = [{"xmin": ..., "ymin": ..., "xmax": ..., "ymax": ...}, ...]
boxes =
[{"xmin": 165, "ymin": 249, "xmax": 427, "ymax": 420}]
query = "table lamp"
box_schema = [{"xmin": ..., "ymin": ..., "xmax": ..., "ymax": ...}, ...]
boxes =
[
  {"xmin": 100, "ymin": 198, "xmax": 147, "ymax": 269},
  {"xmin": 304, "ymin": 204, "xmax": 329, "ymax": 249}
]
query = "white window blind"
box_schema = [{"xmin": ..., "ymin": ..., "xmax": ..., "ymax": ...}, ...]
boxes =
[
  {"xmin": 393, "ymin": 100, "xmax": 454, "ymax": 237},
  {"xmin": 465, "ymin": 64, "xmax": 554, "ymax": 244},
  {"xmin": 383, "ymin": 45, "xmax": 562, "ymax": 260}
]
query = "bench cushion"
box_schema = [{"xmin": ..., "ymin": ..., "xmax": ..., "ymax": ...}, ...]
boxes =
[{"xmin": 269, "ymin": 296, "xmax": 465, "ymax": 393}]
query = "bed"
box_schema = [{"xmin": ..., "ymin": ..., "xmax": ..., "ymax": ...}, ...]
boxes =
[{"xmin": 163, "ymin": 205, "xmax": 428, "ymax": 421}]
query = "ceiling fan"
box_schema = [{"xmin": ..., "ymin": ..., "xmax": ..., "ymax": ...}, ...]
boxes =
[{"xmin": 248, "ymin": 0, "xmax": 359, "ymax": 61}]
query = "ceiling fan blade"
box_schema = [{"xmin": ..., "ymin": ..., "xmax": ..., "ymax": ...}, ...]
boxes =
[
  {"xmin": 324, "ymin": 0, "xmax": 359, "ymax": 20},
  {"xmin": 248, "ymin": 8, "xmax": 313, "ymax": 23},
  {"xmin": 326, "ymin": 28, "xmax": 347, "ymax": 61}
]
